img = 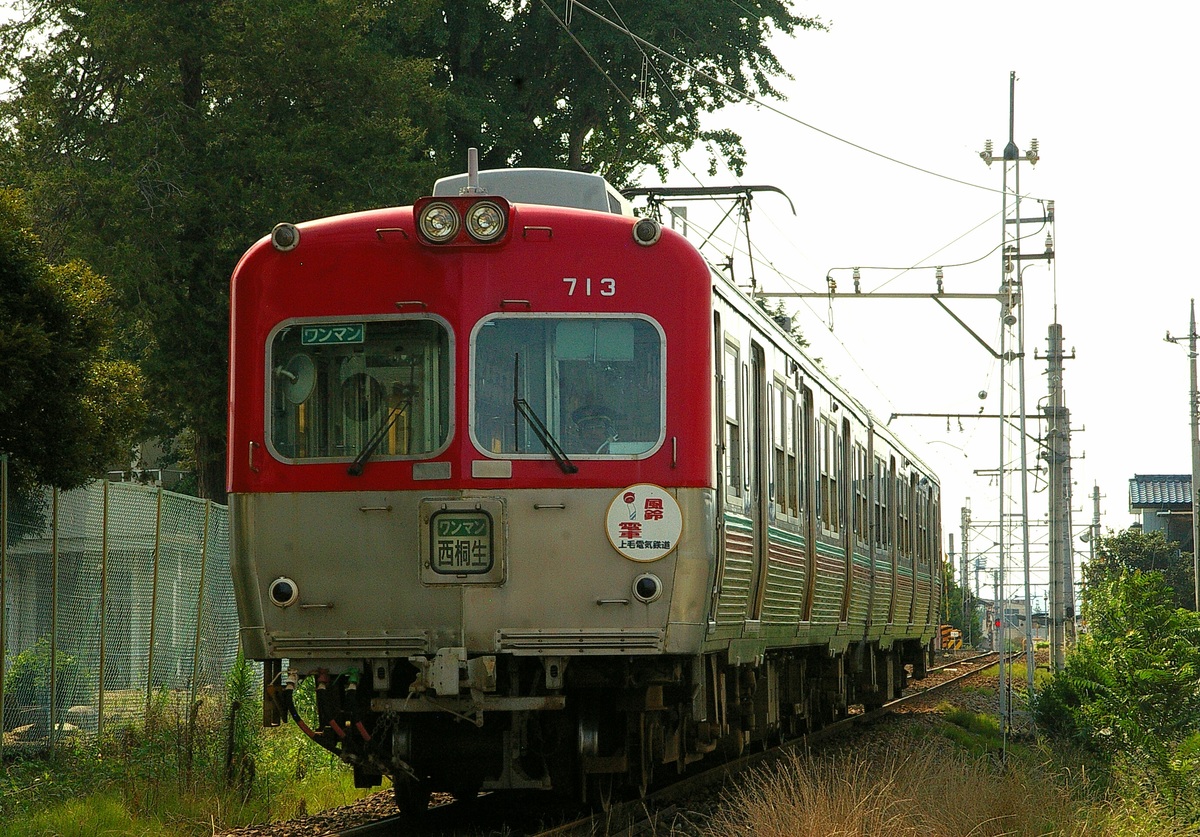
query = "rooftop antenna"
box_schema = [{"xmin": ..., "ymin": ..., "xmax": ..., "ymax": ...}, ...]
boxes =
[{"xmin": 462, "ymin": 147, "xmax": 486, "ymax": 194}]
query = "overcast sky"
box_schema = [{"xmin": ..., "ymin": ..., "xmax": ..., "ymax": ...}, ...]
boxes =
[{"xmin": 651, "ymin": 1, "xmax": 1198, "ymax": 601}]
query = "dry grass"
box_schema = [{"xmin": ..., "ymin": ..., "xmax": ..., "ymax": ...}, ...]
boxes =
[{"xmin": 699, "ymin": 727, "xmax": 1193, "ymax": 837}]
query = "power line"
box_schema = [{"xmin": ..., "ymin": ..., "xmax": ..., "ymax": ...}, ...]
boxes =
[{"xmin": 555, "ymin": 0, "xmax": 1041, "ymax": 198}]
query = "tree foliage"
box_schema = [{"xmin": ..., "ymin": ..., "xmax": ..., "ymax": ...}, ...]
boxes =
[
  {"xmin": 0, "ymin": 1, "xmax": 821, "ymax": 500},
  {"xmin": 1089, "ymin": 526, "xmax": 1195, "ymax": 611},
  {"xmin": 1035, "ymin": 531, "xmax": 1200, "ymax": 819},
  {"xmin": 939, "ymin": 558, "xmax": 978, "ymax": 640},
  {"xmin": 0, "ymin": 188, "xmax": 144, "ymax": 495},
  {"xmin": 394, "ymin": 1, "xmax": 825, "ymax": 185}
]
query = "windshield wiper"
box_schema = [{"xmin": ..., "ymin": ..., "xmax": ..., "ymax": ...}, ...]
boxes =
[
  {"xmin": 512, "ymin": 354, "xmax": 577, "ymax": 475},
  {"xmin": 347, "ymin": 403, "xmax": 408, "ymax": 476}
]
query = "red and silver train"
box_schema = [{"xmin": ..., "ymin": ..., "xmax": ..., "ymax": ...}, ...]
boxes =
[{"xmin": 227, "ymin": 161, "xmax": 942, "ymax": 810}]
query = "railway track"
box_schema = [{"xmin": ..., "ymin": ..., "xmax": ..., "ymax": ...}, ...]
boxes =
[
  {"xmin": 527, "ymin": 650, "xmax": 1003, "ymax": 837},
  {"xmin": 300, "ymin": 650, "xmax": 1002, "ymax": 837}
]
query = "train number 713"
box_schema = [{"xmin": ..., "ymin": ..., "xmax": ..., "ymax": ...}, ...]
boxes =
[{"xmin": 563, "ymin": 277, "xmax": 616, "ymax": 296}]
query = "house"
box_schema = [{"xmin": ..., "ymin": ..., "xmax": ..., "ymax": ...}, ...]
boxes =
[{"xmin": 1128, "ymin": 474, "xmax": 1194, "ymax": 553}]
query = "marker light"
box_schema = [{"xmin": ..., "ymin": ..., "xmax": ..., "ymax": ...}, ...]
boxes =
[
  {"xmin": 271, "ymin": 223, "xmax": 300, "ymax": 252},
  {"xmin": 269, "ymin": 577, "xmax": 299, "ymax": 608},
  {"xmin": 633, "ymin": 573, "xmax": 663, "ymax": 603},
  {"xmin": 632, "ymin": 217, "xmax": 661, "ymax": 246},
  {"xmin": 417, "ymin": 201, "xmax": 461, "ymax": 243},
  {"xmin": 465, "ymin": 200, "xmax": 507, "ymax": 242}
]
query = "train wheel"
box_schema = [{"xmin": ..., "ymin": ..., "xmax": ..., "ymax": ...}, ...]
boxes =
[
  {"xmin": 635, "ymin": 715, "xmax": 655, "ymax": 797},
  {"xmin": 393, "ymin": 778, "xmax": 431, "ymax": 816}
]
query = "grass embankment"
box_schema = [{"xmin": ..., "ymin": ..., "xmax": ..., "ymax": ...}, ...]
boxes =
[
  {"xmin": 0, "ymin": 695, "xmax": 376, "ymax": 837},
  {"xmin": 701, "ymin": 659, "xmax": 1195, "ymax": 836}
]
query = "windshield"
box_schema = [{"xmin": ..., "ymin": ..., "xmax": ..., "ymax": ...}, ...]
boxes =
[
  {"xmin": 473, "ymin": 315, "xmax": 664, "ymax": 457},
  {"xmin": 269, "ymin": 317, "xmax": 451, "ymax": 461}
]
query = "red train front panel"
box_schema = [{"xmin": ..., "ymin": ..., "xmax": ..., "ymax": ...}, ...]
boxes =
[{"xmin": 227, "ymin": 195, "xmax": 716, "ymax": 669}]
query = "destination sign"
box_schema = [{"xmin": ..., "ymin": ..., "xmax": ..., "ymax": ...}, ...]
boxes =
[
  {"xmin": 301, "ymin": 324, "xmax": 364, "ymax": 345},
  {"xmin": 430, "ymin": 510, "xmax": 494, "ymax": 574}
]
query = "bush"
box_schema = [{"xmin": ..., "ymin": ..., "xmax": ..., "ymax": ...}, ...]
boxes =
[
  {"xmin": 2, "ymin": 636, "xmax": 94, "ymax": 731},
  {"xmin": 1036, "ymin": 568, "xmax": 1200, "ymax": 821}
]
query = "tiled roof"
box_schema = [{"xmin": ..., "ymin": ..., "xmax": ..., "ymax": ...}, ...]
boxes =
[{"xmin": 1129, "ymin": 474, "xmax": 1193, "ymax": 508}]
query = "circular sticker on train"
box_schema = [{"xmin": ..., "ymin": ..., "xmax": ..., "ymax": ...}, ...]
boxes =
[{"xmin": 605, "ymin": 484, "xmax": 682, "ymax": 562}]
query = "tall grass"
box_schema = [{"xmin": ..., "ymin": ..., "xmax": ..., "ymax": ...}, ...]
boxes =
[
  {"xmin": 0, "ymin": 658, "xmax": 376, "ymax": 836},
  {"xmin": 701, "ymin": 722, "xmax": 1197, "ymax": 837}
]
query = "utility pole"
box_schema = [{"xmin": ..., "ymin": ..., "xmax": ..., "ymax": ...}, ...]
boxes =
[
  {"xmin": 961, "ymin": 503, "xmax": 972, "ymax": 645},
  {"xmin": 1164, "ymin": 299, "xmax": 1200, "ymax": 610},
  {"xmin": 947, "ymin": 532, "xmax": 955, "ymax": 632},
  {"xmin": 981, "ymin": 71, "xmax": 1046, "ymax": 713},
  {"xmin": 1080, "ymin": 484, "xmax": 1100, "ymax": 637},
  {"xmin": 1042, "ymin": 322, "xmax": 1074, "ymax": 672}
]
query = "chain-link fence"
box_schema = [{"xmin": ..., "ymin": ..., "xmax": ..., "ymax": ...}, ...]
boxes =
[{"xmin": 1, "ymin": 457, "xmax": 238, "ymax": 757}]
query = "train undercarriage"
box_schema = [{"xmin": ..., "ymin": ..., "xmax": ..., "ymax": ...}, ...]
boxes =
[{"xmin": 264, "ymin": 637, "xmax": 932, "ymax": 813}]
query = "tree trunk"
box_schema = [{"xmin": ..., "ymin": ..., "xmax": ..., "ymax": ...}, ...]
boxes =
[{"xmin": 195, "ymin": 429, "xmax": 227, "ymax": 504}]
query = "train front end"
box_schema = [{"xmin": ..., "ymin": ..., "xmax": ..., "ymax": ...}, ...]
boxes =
[{"xmin": 226, "ymin": 169, "xmax": 715, "ymax": 807}]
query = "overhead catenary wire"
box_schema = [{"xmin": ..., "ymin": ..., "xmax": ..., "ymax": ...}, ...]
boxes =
[{"xmin": 553, "ymin": 0, "xmax": 1046, "ymax": 199}]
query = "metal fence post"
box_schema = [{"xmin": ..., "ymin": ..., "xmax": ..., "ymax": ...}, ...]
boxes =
[
  {"xmin": 190, "ymin": 500, "xmax": 211, "ymax": 708},
  {"xmin": 50, "ymin": 487, "xmax": 59, "ymax": 755},
  {"xmin": 1, "ymin": 453, "xmax": 8, "ymax": 762},
  {"xmin": 145, "ymin": 486, "xmax": 163, "ymax": 722},
  {"xmin": 98, "ymin": 479, "xmax": 110, "ymax": 739}
]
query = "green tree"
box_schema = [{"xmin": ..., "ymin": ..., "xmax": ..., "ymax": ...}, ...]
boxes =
[
  {"xmin": 0, "ymin": 1, "xmax": 441, "ymax": 501},
  {"xmin": 398, "ymin": 1, "xmax": 825, "ymax": 185},
  {"xmin": 1089, "ymin": 526, "xmax": 1195, "ymax": 611},
  {"xmin": 0, "ymin": 188, "xmax": 144, "ymax": 496},
  {"xmin": 939, "ymin": 558, "xmax": 977, "ymax": 641}
]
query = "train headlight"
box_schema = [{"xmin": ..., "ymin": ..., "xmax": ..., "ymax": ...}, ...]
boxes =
[
  {"xmin": 417, "ymin": 201, "xmax": 461, "ymax": 243},
  {"xmin": 632, "ymin": 573, "xmax": 663, "ymax": 603},
  {"xmin": 269, "ymin": 577, "xmax": 299, "ymax": 608},
  {"xmin": 414, "ymin": 195, "xmax": 511, "ymax": 246},
  {"xmin": 465, "ymin": 200, "xmax": 507, "ymax": 242}
]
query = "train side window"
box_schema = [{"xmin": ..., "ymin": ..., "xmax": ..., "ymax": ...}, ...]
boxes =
[
  {"xmin": 820, "ymin": 417, "xmax": 839, "ymax": 533},
  {"xmin": 816, "ymin": 420, "xmax": 825, "ymax": 528},
  {"xmin": 854, "ymin": 443, "xmax": 868, "ymax": 544},
  {"xmin": 771, "ymin": 381, "xmax": 784, "ymax": 515},
  {"xmin": 917, "ymin": 480, "xmax": 931, "ymax": 565},
  {"xmin": 268, "ymin": 317, "xmax": 451, "ymax": 462},
  {"xmin": 835, "ymin": 426, "xmax": 843, "ymax": 533},
  {"xmin": 873, "ymin": 456, "xmax": 887, "ymax": 549},
  {"xmin": 723, "ymin": 343, "xmax": 742, "ymax": 498},
  {"xmin": 785, "ymin": 387, "xmax": 798, "ymax": 518}
]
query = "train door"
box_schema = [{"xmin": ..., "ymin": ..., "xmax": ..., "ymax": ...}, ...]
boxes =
[
  {"xmin": 905, "ymin": 472, "xmax": 919, "ymax": 625},
  {"xmin": 839, "ymin": 417, "xmax": 853, "ymax": 623},
  {"xmin": 887, "ymin": 456, "xmax": 899, "ymax": 624},
  {"xmin": 864, "ymin": 428, "xmax": 877, "ymax": 628},
  {"xmin": 711, "ymin": 312, "xmax": 728, "ymax": 621},
  {"xmin": 745, "ymin": 342, "xmax": 770, "ymax": 623},
  {"xmin": 801, "ymin": 384, "xmax": 817, "ymax": 621},
  {"xmin": 929, "ymin": 487, "xmax": 942, "ymax": 627}
]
